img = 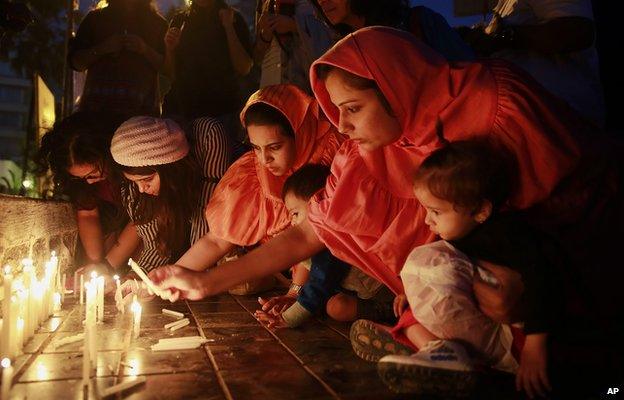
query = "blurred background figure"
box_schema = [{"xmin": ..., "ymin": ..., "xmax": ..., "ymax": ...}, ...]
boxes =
[
  {"xmin": 69, "ymin": 0, "xmax": 167, "ymax": 117},
  {"xmin": 254, "ymin": 0, "xmax": 336, "ymax": 93},
  {"xmin": 459, "ymin": 0, "xmax": 605, "ymax": 128}
]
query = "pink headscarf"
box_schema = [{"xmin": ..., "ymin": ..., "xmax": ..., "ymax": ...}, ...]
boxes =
[
  {"xmin": 205, "ymin": 84, "xmax": 344, "ymax": 245},
  {"xmin": 308, "ymin": 27, "xmax": 583, "ymax": 294}
]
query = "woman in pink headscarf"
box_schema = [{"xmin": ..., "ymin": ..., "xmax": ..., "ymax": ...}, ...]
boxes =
[
  {"xmin": 151, "ymin": 27, "xmax": 622, "ymax": 397},
  {"xmin": 169, "ymin": 84, "xmax": 343, "ymax": 272}
]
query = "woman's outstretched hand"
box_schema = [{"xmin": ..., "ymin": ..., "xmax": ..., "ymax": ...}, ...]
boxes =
[{"xmin": 149, "ymin": 265, "xmax": 209, "ymax": 302}]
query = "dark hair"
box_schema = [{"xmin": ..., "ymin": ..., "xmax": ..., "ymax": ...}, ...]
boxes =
[
  {"xmin": 413, "ymin": 140, "xmax": 515, "ymax": 213},
  {"xmin": 35, "ymin": 112, "xmax": 124, "ymax": 205},
  {"xmin": 316, "ymin": 64, "xmax": 394, "ymax": 116},
  {"xmin": 244, "ymin": 102, "xmax": 295, "ymax": 138},
  {"xmin": 120, "ymin": 155, "xmax": 202, "ymax": 259},
  {"xmin": 310, "ymin": 0, "xmax": 408, "ymax": 35},
  {"xmin": 282, "ymin": 163, "xmax": 331, "ymax": 201}
]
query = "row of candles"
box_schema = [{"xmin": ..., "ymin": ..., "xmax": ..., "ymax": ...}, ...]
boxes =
[
  {"xmin": 1, "ymin": 253, "xmax": 62, "ymax": 360},
  {"xmin": 1, "ymin": 253, "xmax": 63, "ymax": 399},
  {"xmin": 0, "ymin": 254, "xmax": 141, "ymax": 398}
]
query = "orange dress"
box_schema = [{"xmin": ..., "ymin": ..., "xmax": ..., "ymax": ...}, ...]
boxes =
[
  {"xmin": 205, "ymin": 84, "xmax": 344, "ymax": 245},
  {"xmin": 307, "ymin": 27, "xmax": 621, "ymax": 345}
]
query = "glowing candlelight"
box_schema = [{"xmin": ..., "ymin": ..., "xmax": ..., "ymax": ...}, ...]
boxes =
[
  {"xmin": 53, "ymin": 292, "xmax": 61, "ymax": 313},
  {"xmin": 131, "ymin": 297, "xmax": 141, "ymax": 339},
  {"xmin": 2, "ymin": 266, "xmax": 13, "ymax": 359},
  {"xmin": 113, "ymin": 275, "xmax": 123, "ymax": 314},
  {"xmin": 80, "ymin": 274, "xmax": 84, "ymax": 305},
  {"xmin": 16, "ymin": 317, "xmax": 24, "ymax": 355},
  {"xmin": 1, "ymin": 358, "xmax": 13, "ymax": 400},
  {"xmin": 96, "ymin": 276, "xmax": 104, "ymax": 323}
]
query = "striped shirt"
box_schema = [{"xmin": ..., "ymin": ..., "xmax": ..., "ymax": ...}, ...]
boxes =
[{"xmin": 122, "ymin": 117, "xmax": 231, "ymax": 271}]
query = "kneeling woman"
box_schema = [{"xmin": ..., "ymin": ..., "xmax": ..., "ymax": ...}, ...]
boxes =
[
  {"xmin": 111, "ymin": 116, "xmax": 230, "ymax": 271},
  {"xmin": 172, "ymin": 84, "xmax": 344, "ymax": 272}
]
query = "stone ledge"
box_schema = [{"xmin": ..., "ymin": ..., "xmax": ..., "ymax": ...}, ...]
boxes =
[{"xmin": 0, "ymin": 194, "xmax": 77, "ymax": 277}]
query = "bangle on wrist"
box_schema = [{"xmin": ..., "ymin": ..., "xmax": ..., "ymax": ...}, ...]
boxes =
[{"xmin": 288, "ymin": 283, "xmax": 302, "ymax": 296}]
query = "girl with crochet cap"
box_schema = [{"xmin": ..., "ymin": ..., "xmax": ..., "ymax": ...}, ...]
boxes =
[
  {"xmin": 149, "ymin": 27, "xmax": 623, "ymax": 397},
  {"xmin": 111, "ymin": 116, "xmax": 230, "ymax": 271}
]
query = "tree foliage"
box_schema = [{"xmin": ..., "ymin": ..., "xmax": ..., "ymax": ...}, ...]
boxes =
[{"xmin": 0, "ymin": 0, "xmax": 68, "ymax": 88}]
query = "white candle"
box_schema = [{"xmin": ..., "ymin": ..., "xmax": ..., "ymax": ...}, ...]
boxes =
[
  {"xmin": 21, "ymin": 260, "xmax": 35, "ymax": 339},
  {"xmin": 113, "ymin": 275, "xmax": 122, "ymax": 314},
  {"xmin": 169, "ymin": 319, "xmax": 190, "ymax": 332},
  {"xmin": 85, "ymin": 279, "xmax": 97, "ymax": 370},
  {"xmin": 16, "ymin": 317, "xmax": 24, "ymax": 355},
  {"xmin": 1, "ymin": 358, "xmax": 13, "ymax": 400},
  {"xmin": 2, "ymin": 266, "xmax": 13, "ymax": 359},
  {"xmin": 164, "ymin": 318, "xmax": 189, "ymax": 330},
  {"xmin": 4, "ymin": 296, "xmax": 18, "ymax": 359},
  {"xmin": 33, "ymin": 280, "xmax": 45, "ymax": 326},
  {"xmin": 131, "ymin": 297, "xmax": 141, "ymax": 339},
  {"xmin": 61, "ymin": 274, "xmax": 67, "ymax": 303},
  {"xmin": 127, "ymin": 259, "xmax": 162, "ymax": 297},
  {"xmin": 96, "ymin": 277, "xmax": 104, "ymax": 323},
  {"xmin": 73, "ymin": 272, "xmax": 78, "ymax": 298},
  {"xmin": 53, "ymin": 292, "xmax": 61, "ymax": 313},
  {"xmin": 162, "ymin": 308, "xmax": 184, "ymax": 319},
  {"xmin": 80, "ymin": 274, "xmax": 84, "ymax": 305}
]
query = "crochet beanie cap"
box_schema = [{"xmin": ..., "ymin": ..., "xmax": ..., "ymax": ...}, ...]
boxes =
[{"xmin": 111, "ymin": 116, "xmax": 189, "ymax": 167}]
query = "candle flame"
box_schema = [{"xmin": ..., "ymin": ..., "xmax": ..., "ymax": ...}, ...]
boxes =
[
  {"xmin": 113, "ymin": 275, "xmax": 120, "ymax": 281},
  {"xmin": 90, "ymin": 271, "xmax": 98, "ymax": 280},
  {"xmin": 131, "ymin": 301, "xmax": 141, "ymax": 314},
  {"xmin": 51, "ymin": 251, "xmax": 56, "ymax": 257},
  {"xmin": 3, "ymin": 265, "xmax": 11, "ymax": 275},
  {"xmin": 1, "ymin": 358, "xmax": 10, "ymax": 368}
]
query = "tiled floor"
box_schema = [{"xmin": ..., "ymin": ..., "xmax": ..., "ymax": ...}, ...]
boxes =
[{"xmin": 4, "ymin": 290, "xmax": 417, "ymax": 400}]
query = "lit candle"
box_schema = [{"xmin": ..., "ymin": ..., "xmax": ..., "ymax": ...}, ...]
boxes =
[
  {"xmin": 80, "ymin": 274, "xmax": 84, "ymax": 305},
  {"xmin": 96, "ymin": 276, "xmax": 104, "ymax": 323},
  {"xmin": 53, "ymin": 292, "xmax": 61, "ymax": 313},
  {"xmin": 113, "ymin": 275, "xmax": 122, "ymax": 314},
  {"xmin": 16, "ymin": 317, "xmax": 24, "ymax": 355},
  {"xmin": 2, "ymin": 265, "xmax": 13, "ymax": 359},
  {"xmin": 21, "ymin": 259, "xmax": 35, "ymax": 339},
  {"xmin": 1, "ymin": 358, "xmax": 13, "ymax": 400},
  {"xmin": 85, "ymin": 279, "xmax": 97, "ymax": 371},
  {"xmin": 61, "ymin": 273, "xmax": 67, "ymax": 303},
  {"xmin": 131, "ymin": 297, "xmax": 141, "ymax": 339}
]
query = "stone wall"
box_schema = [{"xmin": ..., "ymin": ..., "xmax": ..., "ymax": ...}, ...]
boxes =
[{"xmin": 0, "ymin": 194, "xmax": 77, "ymax": 280}]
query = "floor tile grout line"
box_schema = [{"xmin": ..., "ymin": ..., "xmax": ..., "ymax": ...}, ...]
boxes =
[
  {"xmin": 12, "ymin": 307, "xmax": 76, "ymax": 384},
  {"xmin": 317, "ymin": 318, "xmax": 350, "ymax": 341},
  {"xmin": 232, "ymin": 296, "xmax": 342, "ymax": 400},
  {"xmin": 186, "ymin": 299, "xmax": 235, "ymax": 400}
]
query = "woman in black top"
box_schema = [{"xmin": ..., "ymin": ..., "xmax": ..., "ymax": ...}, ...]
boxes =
[{"xmin": 162, "ymin": 0, "xmax": 253, "ymax": 121}]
